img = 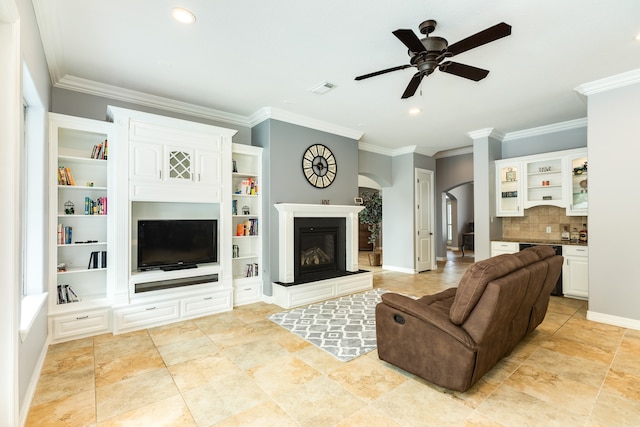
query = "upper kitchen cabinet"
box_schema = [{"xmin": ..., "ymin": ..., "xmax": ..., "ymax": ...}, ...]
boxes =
[
  {"xmin": 523, "ymin": 154, "xmax": 565, "ymax": 209},
  {"xmin": 495, "ymin": 160, "xmax": 523, "ymax": 217},
  {"xmin": 565, "ymin": 149, "xmax": 588, "ymax": 216},
  {"xmin": 495, "ymin": 148, "xmax": 588, "ymax": 216}
]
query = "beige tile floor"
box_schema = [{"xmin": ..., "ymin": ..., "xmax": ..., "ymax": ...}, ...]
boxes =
[{"xmin": 26, "ymin": 251, "xmax": 640, "ymax": 426}]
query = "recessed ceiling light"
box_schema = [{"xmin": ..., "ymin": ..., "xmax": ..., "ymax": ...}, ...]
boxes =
[
  {"xmin": 309, "ymin": 81, "xmax": 336, "ymax": 95},
  {"xmin": 409, "ymin": 108, "xmax": 421, "ymax": 115},
  {"xmin": 171, "ymin": 7, "xmax": 196, "ymax": 24},
  {"xmin": 635, "ymin": 33, "xmax": 640, "ymax": 41}
]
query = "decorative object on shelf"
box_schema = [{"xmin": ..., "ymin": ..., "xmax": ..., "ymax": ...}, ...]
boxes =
[
  {"xmin": 359, "ymin": 191, "xmax": 382, "ymax": 266},
  {"xmin": 232, "ymin": 245, "xmax": 239, "ymax": 258},
  {"xmin": 561, "ymin": 224, "xmax": 570, "ymax": 241},
  {"xmin": 302, "ymin": 143, "xmax": 337, "ymax": 188},
  {"xmin": 542, "ymin": 195, "xmax": 552, "ymax": 200},
  {"xmin": 505, "ymin": 168, "xmax": 516, "ymax": 182},
  {"xmin": 64, "ymin": 200, "xmax": 75, "ymax": 215},
  {"xmin": 573, "ymin": 162, "xmax": 587, "ymax": 175},
  {"xmin": 57, "ymin": 263, "xmax": 66, "ymax": 272},
  {"xmin": 538, "ymin": 166, "xmax": 552, "ymax": 172},
  {"xmin": 232, "ymin": 159, "xmax": 237, "ymax": 173},
  {"xmin": 354, "ymin": 197, "xmax": 363, "ymax": 205},
  {"xmin": 86, "ymin": 181, "xmax": 94, "ymax": 187},
  {"xmin": 579, "ymin": 179, "xmax": 588, "ymax": 192},
  {"xmin": 242, "ymin": 205, "xmax": 250, "ymax": 215},
  {"xmin": 321, "ymin": 199, "xmax": 330, "ymax": 205},
  {"xmin": 232, "ymin": 200, "xmax": 237, "ymax": 215}
]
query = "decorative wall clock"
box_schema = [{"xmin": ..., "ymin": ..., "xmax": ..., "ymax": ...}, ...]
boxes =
[{"xmin": 302, "ymin": 144, "xmax": 337, "ymax": 188}]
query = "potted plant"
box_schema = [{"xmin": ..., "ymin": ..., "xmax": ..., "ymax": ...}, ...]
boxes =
[{"xmin": 359, "ymin": 191, "xmax": 382, "ymax": 266}]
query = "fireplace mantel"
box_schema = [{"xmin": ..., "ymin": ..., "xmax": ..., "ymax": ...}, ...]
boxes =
[{"xmin": 274, "ymin": 203, "xmax": 364, "ymax": 283}]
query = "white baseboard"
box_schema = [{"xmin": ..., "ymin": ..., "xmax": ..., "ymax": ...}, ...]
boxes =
[
  {"xmin": 381, "ymin": 264, "xmax": 416, "ymax": 275},
  {"xmin": 19, "ymin": 341, "xmax": 48, "ymax": 426},
  {"xmin": 587, "ymin": 310, "xmax": 640, "ymax": 331}
]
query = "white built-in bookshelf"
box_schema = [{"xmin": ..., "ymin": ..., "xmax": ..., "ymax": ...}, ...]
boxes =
[
  {"xmin": 231, "ymin": 143, "xmax": 263, "ymax": 305},
  {"xmin": 48, "ymin": 113, "xmax": 115, "ymax": 341}
]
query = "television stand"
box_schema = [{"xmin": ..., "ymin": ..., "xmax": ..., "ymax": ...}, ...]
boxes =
[{"xmin": 160, "ymin": 264, "xmax": 198, "ymax": 272}]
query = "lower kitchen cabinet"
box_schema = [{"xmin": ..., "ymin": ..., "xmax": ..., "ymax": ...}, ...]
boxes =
[
  {"xmin": 563, "ymin": 245, "xmax": 588, "ymax": 299},
  {"xmin": 50, "ymin": 308, "xmax": 111, "ymax": 342},
  {"xmin": 491, "ymin": 241, "xmax": 519, "ymax": 257}
]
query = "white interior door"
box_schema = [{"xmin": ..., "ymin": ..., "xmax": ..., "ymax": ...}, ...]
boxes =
[{"xmin": 415, "ymin": 169, "xmax": 434, "ymax": 272}]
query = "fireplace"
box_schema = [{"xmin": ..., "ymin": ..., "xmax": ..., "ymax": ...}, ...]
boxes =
[
  {"xmin": 294, "ymin": 217, "xmax": 346, "ymax": 283},
  {"xmin": 273, "ymin": 203, "xmax": 373, "ymax": 308}
]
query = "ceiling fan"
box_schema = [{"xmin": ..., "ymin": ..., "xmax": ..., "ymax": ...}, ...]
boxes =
[{"xmin": 355, "ymin": 20, "xmax": 512, "ymax": 99}]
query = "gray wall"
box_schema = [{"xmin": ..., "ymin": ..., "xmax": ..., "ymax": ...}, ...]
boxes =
[
  {"xmin": 435, "ymin": 152, "xmax": 474, "ymax": 258},
  {"xmin": 449, "ymin": 183, "xmax": 474, "ymax": 248},
  {"xmin": 502, "ymin": 126, "xmax": 587, "ymax": 158},
  {"xmin": 51, "ymin": 88, "xmax": 252, "ymax": 145},
  {"xmin": 358, "ymin": 149, "xmax": 392, "ymax": 187},
  {"xmin": 253, "ymin": 119, "xmax": 360, "ymax": 294},
  {"xmin": 586, "ymin": 80, "xmax": 640, "ymax": 323}
]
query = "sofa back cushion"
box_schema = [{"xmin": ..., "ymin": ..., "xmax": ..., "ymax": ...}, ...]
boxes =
[{"xmin": 450, "ymin": 253, "xmax": 526, "ymax": 325}]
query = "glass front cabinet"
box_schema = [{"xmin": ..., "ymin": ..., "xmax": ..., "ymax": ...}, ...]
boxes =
[
  {"xmin": 566, "ymin": 150, "xmax": 588, "ymax": 216},
  {"xmin": 496, "ymin": 160, "xmax": 523, "ymax": 217}
]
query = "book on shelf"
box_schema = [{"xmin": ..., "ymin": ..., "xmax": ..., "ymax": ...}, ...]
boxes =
[
  {"xmin": 58, "ymin": 166, "xmax": 75, "ymax": 185},
  {"xmin": 57, "ymin": 224, "xmax": 73, "ymax": 244},
  {"xmin": 245, "ymin": 263, "xmax": 259, "ymax": 277},
  {"xmin": 88, "ymin": 251, "xmax": 107, "ymax": 269},
  {"xmin": 57, "ymin": 284, "xmax": 80, "ymax": 304},
  {"xmin": 238, "ymin": 177, "xmax": 258, "ymax": 195},
  {"xmin": 84, "ymin": 196, "xmax": 107, "ymax": 215},
  {"xmin": 90, "ymin": 139, "xmax": 108, "ymax": 160}
]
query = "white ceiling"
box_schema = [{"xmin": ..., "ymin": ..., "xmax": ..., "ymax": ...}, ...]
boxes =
[{"xmin": 32, "ymin": 0, "xmax": 640, "ymax": 156}]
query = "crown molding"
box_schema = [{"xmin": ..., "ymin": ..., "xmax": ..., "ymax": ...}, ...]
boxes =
[
  {"xmin": 56, "ymin": 75, "xmax": 250, "ymax": 127},
  {"xmin": 358, "ymin": 142, "xmax": 425, "ymax": 157},
  {"xmin": 575, "ymin": 68, "xmax": 640, "ymax": 96},
  {"xmin": 503, "ymin": 118, "xmax": 587, "ymax": 141},
  {"xmin": 249, "ymin": 107, "xmax": 363, "ymax": 141},
  {"xmin": 31, "ymin": 0, "xmax": 65, "ymax": 83},
  {"xmin": 466, "ymin": 128, "xmax": 505, "ymax": 141}
]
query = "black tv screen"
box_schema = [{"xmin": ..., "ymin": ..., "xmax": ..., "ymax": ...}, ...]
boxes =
[{"xmin": 137, "ymin": 219, "xmax": 217, "ymax": 271}]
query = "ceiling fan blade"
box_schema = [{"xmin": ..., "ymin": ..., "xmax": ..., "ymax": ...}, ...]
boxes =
[
  {"xmin": 355, "ymin": 64, "xmax": 413, "ymax": 81},
  {"xmin": 401, "ymin": 73, "xmax": 424, "ymax": 99},
  {"xmin": 439, "ymin": 61, "xmax": 489, "ymax": 81},
  {"xmin": 447, "ymin": 22, "xmax": 511, "ymax": 56},
  {"xmin": 392, "ymin": 29, "xmax": 426, "ymax": 53}
]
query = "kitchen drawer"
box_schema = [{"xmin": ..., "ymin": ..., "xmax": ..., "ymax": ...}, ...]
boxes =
[
  {"xmin": 491, "ymin": 241, "xmax": 519, "ymax": 256},
  {"xmin": 563, "ymin": 245, "xmax": 588, "ymax": 257},
  {"xmin": 50, "ymin": 308, "xmax": 111, "ymax": 342}
]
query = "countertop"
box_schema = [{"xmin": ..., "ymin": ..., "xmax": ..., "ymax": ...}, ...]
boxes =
[{"xmin": 496, "ymin": 238, "xmax": 588, "ymax": 246}]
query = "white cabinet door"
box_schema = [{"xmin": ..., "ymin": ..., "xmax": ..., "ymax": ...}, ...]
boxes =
[
  {"xmin": 130, "ymin": 141, "xmax": 163, "ymax": 182},
  {"xmin": 566, "ymin": 151, "xmax": 588, "ymax": 216},
  {"xmin": 563, "ymin": 246, "xmax": 588, "ymax": 298},
  {"xmin": 195, "ymin": 149, "xmax": 222, "ymax": 187},
  {"xmin": 165, "ymin": 145, "xmax": 195, "ymax": 184}
]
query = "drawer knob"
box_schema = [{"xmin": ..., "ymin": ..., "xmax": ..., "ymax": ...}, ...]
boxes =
[{"xmin": 75, "ymin": 315, "xmax": 89, "ymax": 320}]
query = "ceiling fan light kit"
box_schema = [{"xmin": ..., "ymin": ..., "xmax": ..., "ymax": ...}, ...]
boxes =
[{"xmin": 355, "ymin": 19, "xmax": 512, "ymax": 98}]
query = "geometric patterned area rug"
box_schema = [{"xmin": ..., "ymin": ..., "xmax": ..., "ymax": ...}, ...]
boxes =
[{"xmin": 268, "ymin": 289, "xmax": 388, "ymax": 362}]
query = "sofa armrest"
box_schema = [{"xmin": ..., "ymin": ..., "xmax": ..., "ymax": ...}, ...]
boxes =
[{"xmin": 380, "ymin": 293, "xmax": 476, "ymax": 349}]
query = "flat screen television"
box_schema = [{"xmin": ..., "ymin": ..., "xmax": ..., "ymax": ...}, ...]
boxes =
[{"xmin": 137, "ymin": 219, "xmax": 217, "ymax": 271}]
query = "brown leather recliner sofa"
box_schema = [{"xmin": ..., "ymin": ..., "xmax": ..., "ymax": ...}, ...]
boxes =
[{"xmin": 375, "ymin": 245, "xmax": 563, "ymax": 392}]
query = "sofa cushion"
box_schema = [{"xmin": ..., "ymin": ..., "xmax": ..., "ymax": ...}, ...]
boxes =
[{"xmin": 449, "ymin": 253, "xmax": 524, "ymax": 325}]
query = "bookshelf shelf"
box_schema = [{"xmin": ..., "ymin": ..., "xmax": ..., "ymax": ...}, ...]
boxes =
[
  {"xmin": 58, "ymin": 185, "xmax": 108, "ymax": 191},
  {"xmin": 57, "ymin": 267, "xmax": 107, "ymax": 275},
  {"xmin": 58, "ymin": 241, "xmax": 107, "ymax": 248}
]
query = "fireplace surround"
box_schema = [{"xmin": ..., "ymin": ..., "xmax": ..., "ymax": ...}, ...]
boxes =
[
  {"xmin": 272, "ymin": 203, "xmax": 373, "ymax": 308},
  {"xmin": 294, "ymin": 217, "xmax": 346, "ymax": 284}
]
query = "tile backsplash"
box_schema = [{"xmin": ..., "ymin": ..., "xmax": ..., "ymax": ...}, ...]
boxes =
[{"xmin": 502, "ymin": 206, "xmax": 587, "ymax": 242}]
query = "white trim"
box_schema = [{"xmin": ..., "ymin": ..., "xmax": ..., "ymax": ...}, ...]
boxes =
[
  {"xmin": 249, "ymin": 107, "xmax": 363, "ymax": 140},
  {"xmin": 18, "ymin": 337, "xmax": 48, "ymax": 427},
  {"xmin": 467, "ymin": 128, "xmax": 504, "ymax": 141},
  {"xmin": 575, "ymin": 68, "xmax": 640, "ymax": 96},
  {"xmin": 587, "ymin": 310, "xmax": 640, "ymax": 331},
  {"xmin": 382, "ymin": 264, "xmax": 416, "ymax": 275},
  {"xmin": 434, "ymin": 146, "xmax": 473, "ymax": 159},
  {"xmin": 503, "ymin": 118, "xmax": 587, "ymax": 141},
  {"xmin": 19, "ymin": 293, "xmax": 48, "ymax": 342}
]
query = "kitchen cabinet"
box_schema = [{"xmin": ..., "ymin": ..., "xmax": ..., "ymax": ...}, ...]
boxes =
[
  {"xmin": 495, "ymin": 160, "xmax": 523, "ymax": 217},
  {"xmin": 563, "ymin": 245, "xmax": 588, "ymax": 299},
  {"xmin": 566, "ymin": 150, "xmax": 588, "ymax": 216},
  {"xmin": 491, "ymin": 241, "xmax": 519, "ymax": 256},
  {"xmin": 495, "ymin": 148, "xmax": 588, "ymax": 216}
]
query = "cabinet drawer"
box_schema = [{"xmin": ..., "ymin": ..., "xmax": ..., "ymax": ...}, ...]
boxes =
[
  {"xmin": 563, "ymin": 245, "xmax": 588, "ymax": 257},
  {"xmin": 51, "ymin": 308, "xmax": 110, "ymax": 342},
  {"xmin": 113, "ymin": 301, "xmax": 179, "ymax": 334},
  {"xmin": 181, "ymin": 291, "xmax": 232, "ymax": 318},
  {"xmin": 491, "ymin": 241, "xmax": 519, "ymax": 254},
  {"xmin": 234, "ymin": 283, "xmax": 262, "ymax": 306}
]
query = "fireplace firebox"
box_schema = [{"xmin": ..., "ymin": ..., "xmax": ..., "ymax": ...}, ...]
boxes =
[{"xmin": 294, "ymin": 217, "xmax": 346, "ymax": 283}]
